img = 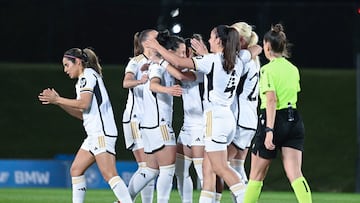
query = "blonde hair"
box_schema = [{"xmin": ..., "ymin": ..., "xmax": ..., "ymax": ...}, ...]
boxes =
[
  {"xmin": 231, "ymin": 22, "xmax": 259, "ymax": 47},
  {"xmin": 231, "ymin": 22, "xmax": 260, "ymax": 66}
]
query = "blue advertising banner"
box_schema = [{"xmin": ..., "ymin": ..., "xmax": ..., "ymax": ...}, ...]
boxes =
[
  {"xmin": 0, "ymin": 159, "xmax": 138, "ymax": 188},
  {"xmin": 0, "ymin": 160, "xmax": 69, "ymax": 188}
]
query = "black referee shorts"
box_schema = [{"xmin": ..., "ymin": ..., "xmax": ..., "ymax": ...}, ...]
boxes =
[{"xmin": 251, "ymin": 108, "xmax": 305, "ymax": 159}]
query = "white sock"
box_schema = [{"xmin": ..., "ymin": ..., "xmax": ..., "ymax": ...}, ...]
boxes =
[
  {"xmin": 72, "ymin": 175, "xmax": 86, "ymax": 203},
  {"xmin": 199, "ymin": 190, "xmax": 215, "ymax": 203},
  {"xmin": 231, "ymin": 191, "xmax": 237, "ymax": 203},
  {"xmin": 140, "ymin": 178, "xmax": 155, "ymax": 203},
  {"xmin": 193, "ymin": 158, "xmax": 204, "ymax": 188},
  {"xmin": 157, "ymin": 164, "xmax": 176, "ymax": 203},
  {"xmin": 175, "ymin": 154, "xmax": 193, "ymax": 203},
  {"xmin": 132, "ymin": 162, "xmax": 155, "ymax": 203},
  {"xmin": 128, "ymin": 163, "xmax": 143, "ymax": 202},
  {"xmin": 229, "ymin": 182, "xmax": 246, "ymax": 203},
  {"xmin": 108, "ymin": 176, "xmax": 132, "ymax": 203},
  {"xmin": 230, "ymin": 159, "xmax": 248, "ymax": 184},
  {"xmin": 128, "ymin": 167, "xmax": 159, "ymax": 201},
  {"xmin": 215, "ymin": 192, "xmax": 222, "ymax": 203}
]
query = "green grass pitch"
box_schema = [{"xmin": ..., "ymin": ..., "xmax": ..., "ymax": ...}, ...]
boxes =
[{"xmin": 0, "ymin": 188, "xmax": 359, "ymax": 203}]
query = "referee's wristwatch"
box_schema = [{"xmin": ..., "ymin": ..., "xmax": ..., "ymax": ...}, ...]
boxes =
[{"xmin": 265, "ymin": 127, "xmax": 274, "ymax": 133}]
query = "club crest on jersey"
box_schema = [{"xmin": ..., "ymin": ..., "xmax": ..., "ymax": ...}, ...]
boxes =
[{"xmin": 80, "ymin": 78, "xmax": 87, "ymax": 88}]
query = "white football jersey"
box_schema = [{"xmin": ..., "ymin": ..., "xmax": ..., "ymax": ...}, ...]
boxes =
[
  {"xmin": 192, "ymin": 50, "xmax": 251, "ymax": 108},
  {"xmin": 76, "ymin": 68, "xmax": 117, "ymax": 136},
  {"xmin": 122, "ymin": 54, "xmax": 149, "ymax": 123},
  {"xmin": 231, "ymin": 59, "xmax": 260, "ymax": 129},
  {"xmin": 181, "ymin": 71, "xmax": 204, "ymax": 126},
  {"xmin": 140, "ymin": 63, "xmax": 175, "ymax": 128}
]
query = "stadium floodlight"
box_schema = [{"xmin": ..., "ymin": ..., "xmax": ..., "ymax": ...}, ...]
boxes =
[
  {"xmin": 170, "ymin": 8, "xmax": 181, "ymax": 34},
  {"xmin": 170, "ymin": 8, "xmax": 179, "ymax": 17},
  {"xmin": 171, "ymin": 23, "xmax": 182, "ymax": 34}
]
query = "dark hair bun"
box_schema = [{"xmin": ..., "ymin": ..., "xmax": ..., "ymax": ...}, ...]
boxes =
[
  {"xmin": 157, "ymin": 30, "xmax": 171, "ymax": 45},
  {"xmin": 272, "ymin": 24, "xmax": 284, "ymax": 33}
]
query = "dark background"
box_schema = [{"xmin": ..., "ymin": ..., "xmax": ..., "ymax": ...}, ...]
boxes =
[{"xmin": 0, "ymin": 0, "xmax": 359, "ymax": 68}]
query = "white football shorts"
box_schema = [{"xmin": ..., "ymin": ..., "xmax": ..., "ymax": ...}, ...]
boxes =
[
  {"xmin": 142, "ymin": 122, "xmax": 176, "ymax": 153},
  {"xmin": 177, "ymin": 125, "xmax": 205, "ymax": 147},
  {"xmin": 231, "ymin": 126, "xmax": 256, "ymax": 150},
  {"xmin": 80, "ymin": 134, "xmax": 117, "ymax": 156},
  {"xmin": 204, "ymin": 106, "xmax": 236, "ymax": 152},
  {"xmin": 123, "ymin": 119, "xmax": 144, "ymax": 151}
]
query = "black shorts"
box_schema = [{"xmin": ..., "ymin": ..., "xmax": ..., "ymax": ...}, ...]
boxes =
[{"xmin": 251, "ymin": 108, "xmax": 305, "ymax": 159}]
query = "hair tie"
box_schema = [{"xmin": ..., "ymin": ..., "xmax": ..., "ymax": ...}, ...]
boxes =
[
  {"xmin": 64, "ymin": 54, "xmax": 77, "ymax": 59},
  {"xmin": 81, "ymin": 50, "xmax": 88, "ymax": 62}
]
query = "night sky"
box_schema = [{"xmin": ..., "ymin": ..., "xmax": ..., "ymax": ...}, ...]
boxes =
[{"xmin": 0, "ymin": 0, "xmax": 358, "ymax": 68}]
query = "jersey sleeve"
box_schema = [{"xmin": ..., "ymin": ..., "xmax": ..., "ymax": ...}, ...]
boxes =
[
  {"xmin": 79, "ymin": 69, "xmax": 97, "ymax": 94},
  {"xmin": 148, "ymin": 63, "xmax": 165, "ymax": 80},
  {"xmin": 124, "ymin": 58, "xmax": 138, "ymax": 75},
  {"xmin": 192, "ymin": 54, "xmax": 216, "ymax": 74},
  {"xmin": 238, "ymin": 49, "xmax": 251, "ymax": 63},
  {"xmin": 260, "ymin": 66, "xmax": 275, "ymax": 95},
  {"xmin": 296, "ymin": 69, "xmax": 301, "ymax": 92}
]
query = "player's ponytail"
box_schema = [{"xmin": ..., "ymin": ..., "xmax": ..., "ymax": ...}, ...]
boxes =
[
  {"xmin": 216, "ymin": 25, "xmax": 240, "ymax": 73},
  {"xmin": 133, "ymin": 32, "xmax": 143, "ymax": 57},
  {"xmin": 82, "ymin": 48, "xmax": 103, "ymax": 76}
]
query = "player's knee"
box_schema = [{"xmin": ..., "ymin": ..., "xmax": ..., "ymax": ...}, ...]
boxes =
[
  {"xmin": 285, "ymin": 170, "xmax": 303, "ymax": 183},
  {"xmin": 99, "ymin": 169, "xmax": 118, "ymax": 182},
  {"xmin": 70, "ymin": 165, "xmax": 84, "ymax": 177},
  {"xmin": 211, "ymin": 164, "xmax": 227, "ymax": 176}
]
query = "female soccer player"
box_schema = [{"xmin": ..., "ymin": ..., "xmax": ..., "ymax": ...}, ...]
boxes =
[
  {"xmin": 38, "ymin": 48, "xmax": 132, "ymax": 203},
  {"xmin": 243, "ymin": 24, "xmax": 312, "ymax": 203},
  {"xmin": 229, "ymin": 22, "xmax": 261, "ymax": 184},
  {"xmin": 174, "ymin": 34, "xmax": 206, "ymax": 203},
  {"xmin": 123, "ymin": 29, "xmax": 158, "ymax": 203},
  {"xmin": 144, "ymin": 25, "xmax": 261, "ymax": 203},
  {"xmin": 128, "ymin": 31, "xmax": 193, "ymax": 203},
  {"xmin": 215, "ymin": 21, "xmax": 261, "ymax": 203}
]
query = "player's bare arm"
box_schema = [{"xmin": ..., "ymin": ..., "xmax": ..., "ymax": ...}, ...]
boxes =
[
  {"xmin": 149, "ymin": 77, "xmax": 182, "ymax": 97},
  {"xmin": 144, "ymin": 39, "xmax": 195, "ymax": 70}
]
